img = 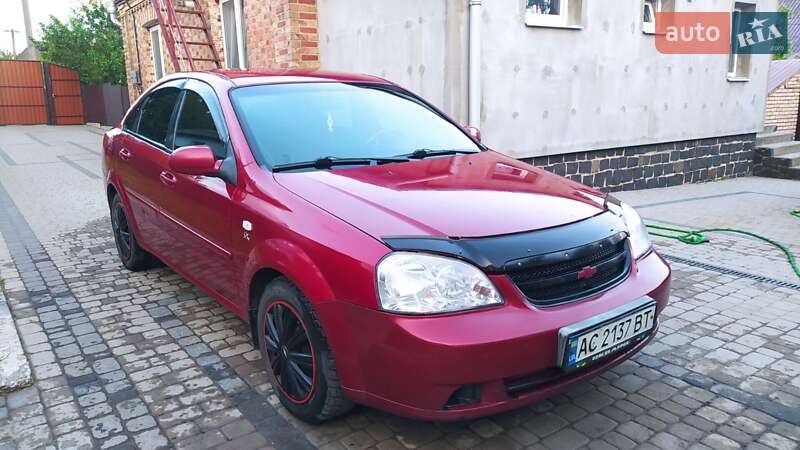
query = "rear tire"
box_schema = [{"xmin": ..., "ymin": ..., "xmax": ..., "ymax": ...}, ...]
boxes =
[
  {"xmin": 110, "ymin": 194, "xmax": 153, "ymax": 271},
  {"xmin": 256, "ymin": 277, "xmax": 353, "ymax": 423}
]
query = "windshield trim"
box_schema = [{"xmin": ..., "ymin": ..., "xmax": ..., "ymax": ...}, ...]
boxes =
[{"xmin": 227, "ymin": 81, "xmax": 486, "ymax": 172}]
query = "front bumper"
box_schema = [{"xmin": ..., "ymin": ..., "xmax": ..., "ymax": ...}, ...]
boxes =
[{"xmin": 316, "ymin": 250, "xmax": 671, "ymax": 421}]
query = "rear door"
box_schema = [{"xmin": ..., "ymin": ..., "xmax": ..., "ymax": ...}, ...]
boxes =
[
  {"xmin": 156, "ymin": 79, "xmax": 238, "ymax": 302},
  {"xmin": 116, "ymin": 80, "xmax": 184, "ymax": 251}
]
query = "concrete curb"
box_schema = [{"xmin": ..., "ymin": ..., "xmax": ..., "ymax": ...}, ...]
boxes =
[
  {"xmin": 0, "ymin": 286, "xmax": 32, "ymax": 393},
  {"xmin": 0, "ymin": 233, "xmax": 32, "ymax": 393}
]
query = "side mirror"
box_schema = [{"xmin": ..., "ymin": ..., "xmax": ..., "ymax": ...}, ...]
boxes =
[
  {"xmin": 169, "ymin": 145, "xmax": 219, "ymax": 176},
  {"xmin": 465, "ymin": 126, "xmax": 482, "ymax": 142}
]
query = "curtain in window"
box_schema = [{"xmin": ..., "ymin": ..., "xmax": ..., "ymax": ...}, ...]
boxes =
[{"xmin": 527, "ymin": 0, "xmax": 559, "ymax": 15}]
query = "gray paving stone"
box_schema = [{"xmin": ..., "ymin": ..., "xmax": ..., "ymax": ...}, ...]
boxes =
[
  {"xmin": 5, "ymin": 387, "xmax": 38, "ymax": 409},
  {"xmin": 574, "ymin": 413, "xmax": 617, "ymax": 438},
  {"xmin": 77, "ymin": 392, "xmax": 106, "ymax": 408},
  {"xmin": 125, "ymin": 415, "xmax": 156, "ymax": 433},
  {"xmin": 99, "ymin": 434, "xmax": 128, "ymax": 449},
  {"xmin": 88, "ymin": 414, "xmax": 122, "ymax": 439},
  {"xmin": 701, "ymin": 433, "xmax": 741, "ymax": 450},
  {"xmin": 56, "ymin": 429, "xmax": 92, "ymax": 450},
  {"xmin": 133, "ymin": 428, "xmax": 169, "ymax": 450},
  {"xmin": 618, "ymin": 421, "xmax": 655, "ymax": 443},
  {"xmin": 524, "ymin": 412, "xmax": 568, "ymax": 437},
  {"xmin": 115, "ymin": 398, "xmax": 147, "ymax": 421}
]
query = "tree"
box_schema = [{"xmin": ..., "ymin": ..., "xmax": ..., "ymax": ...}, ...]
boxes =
[
  {"xmin": 35, "ymin": 0, "xmax": 126, "ymax": 84},
  {"xmin": 0, "ymin": 49, "xmax": 16, "ymax": 60}
]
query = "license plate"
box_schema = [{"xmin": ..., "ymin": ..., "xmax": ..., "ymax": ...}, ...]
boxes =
[{"xmin": 558, "ymin": 297, "xmax": 656, "ymax": 370}]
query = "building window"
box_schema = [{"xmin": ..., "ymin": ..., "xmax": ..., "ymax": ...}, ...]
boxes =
[
  {"xmin": 149, "ymin": 26, "xmax": 165, "ymax": 80},
  {"xmin": 525, "ymin": 0, "xmax": 583, "ymax": 29},
  {"xmin": 642, "ymin": 0, "xmax": 658, "ymax": 34},
  {"xmin": 642, "ymin": 0, "xmax": 674, "ymax": 34},
  {"xmin": 728, "ymin": 2, "xmax": 755, "ymax": 81},
  {"xmin": 221, "ymin": 0, "xmax": 247, "ymax": 69}
]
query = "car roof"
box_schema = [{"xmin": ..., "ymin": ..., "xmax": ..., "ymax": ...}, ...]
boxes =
[{"xmin": 180, "ymin": 69, "xmax": 393, "ymax": 88}]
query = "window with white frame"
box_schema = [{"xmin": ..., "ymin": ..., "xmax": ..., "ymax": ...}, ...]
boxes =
[
  {"xmin": 728, "ymin": 2, "xmax": 755, "ymax": 80},
  {"xmin": 221, "ymin": 0, "xmax": 247, "ymax": 69},
  {"xmin": 642, "ymin": 0, "xmax": 674, "ymax": 34},
  {"xmin": 525, "ymin": 0, "xmax": 583, "ymax": 28},
  {"xmin": 149, "ymin": 26, "xmax": 165, "ymax": 80},
  {"xmin": 642, "ymin": 0, "xmax": 659, "ymax": 34}
]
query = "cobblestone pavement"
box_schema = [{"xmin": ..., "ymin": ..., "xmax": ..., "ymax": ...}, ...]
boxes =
[{"xmin": 1, "ymin": 126, "xmax": 800, "ymax": 449}]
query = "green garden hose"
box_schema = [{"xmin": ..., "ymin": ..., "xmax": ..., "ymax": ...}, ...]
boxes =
[{"xmin": 645, "ymin": 221, "xmax": 800, "ymax": 280}]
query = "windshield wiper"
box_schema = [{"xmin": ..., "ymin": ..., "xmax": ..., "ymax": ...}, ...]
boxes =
[
  {"xmin": 400, "ymin": 148, "xmax": 479, "ymax": 160},
  {"xmin": 272, "ymin": 156, "xmax": 409, "ymax": 173}
]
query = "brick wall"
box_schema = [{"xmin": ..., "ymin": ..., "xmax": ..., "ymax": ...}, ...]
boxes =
[
  {"xmin": 525, "ymin": 134, "xmax": 756, "ymax": 192},
  {"xmin": 118, "ymin": 0, "xmax": 157, "ymax": 102},
  {"xmin": 116, "ymin": 0, "xmax": 319, "ymax": 102},
  {"xmin": 244, "ymin": 0, "xmax": 319, "ymax": 69},
  {"xmin": 764, "ymin": 73, "xmax": 800, "ymax": 138}
]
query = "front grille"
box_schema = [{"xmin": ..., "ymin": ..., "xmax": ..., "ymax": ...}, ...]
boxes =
[{"xmin": 505, "ymin": 232, "xmax": 630, "ymax": 307}]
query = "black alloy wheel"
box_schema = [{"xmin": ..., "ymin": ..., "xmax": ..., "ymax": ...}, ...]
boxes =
[
  {"xmin": 264, "ymin": 301, "xmax": 316, "ymax": 403},
  {"xmin": 256, "ymin": 278, "xmax": 353, "ymax": 423},
  {"xmin": 109, "ymin": 194, "xmax": 153, "ymax": 271},
  {"xmin": 112, "ymin": 203, "xmax": 132, "ymax": 260}
]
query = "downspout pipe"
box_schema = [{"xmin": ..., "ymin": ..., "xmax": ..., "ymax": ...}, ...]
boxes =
[{"xmin": 468, "ymin": 0, "xmax": 482, "ymax": 128}]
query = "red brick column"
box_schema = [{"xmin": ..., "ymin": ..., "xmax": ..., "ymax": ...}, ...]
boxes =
[{"xmin": 246, "ymin": 0, "xmax": 319, "ymax": 70}]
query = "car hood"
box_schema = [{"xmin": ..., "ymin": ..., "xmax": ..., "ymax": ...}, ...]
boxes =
[{"xmin": 273, "ymin": 150, "xmax": 607, "ymax": 239}]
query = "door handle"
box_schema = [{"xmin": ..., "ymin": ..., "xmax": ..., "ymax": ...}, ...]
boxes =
[
  {"xmin": 160, "ymin": 171, "xmax": 177, "ymax": 186},
  {"xmin": 118, "ymin": 148, "xmax": 131, "ymax": 161}
]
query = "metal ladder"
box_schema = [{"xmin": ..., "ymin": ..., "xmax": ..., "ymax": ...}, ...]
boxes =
[{"xmin": 150, "ymin": 0, "xmax": 223, "ymax": 72}]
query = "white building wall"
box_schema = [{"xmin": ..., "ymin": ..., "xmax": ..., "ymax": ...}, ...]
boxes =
[
  {"xmin": 316, "ymin": 0, "xmax": 469, "ymax": 123},
  {"xmin": 318, "ymin": 0, "xmax": 776, "ymax": 159}
]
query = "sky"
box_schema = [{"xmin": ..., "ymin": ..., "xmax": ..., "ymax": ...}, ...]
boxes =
[{"xmin": 0, "ymin": 0, "xmax": 115, "ymax": 55}]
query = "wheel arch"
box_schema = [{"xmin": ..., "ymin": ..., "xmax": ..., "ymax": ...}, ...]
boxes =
[
  {"xmin": 244, "ymin": 239, "xmax": 337, "ymax": 347},
  {"xmin": 106, "ymin": 183, "xmax": 118, "ymax": 207}
]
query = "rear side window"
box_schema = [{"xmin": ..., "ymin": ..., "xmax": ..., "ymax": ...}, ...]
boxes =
[
  {"xmin": 137, "ymin": 87, "xmax": 181, "ymax": 147},
  {"xmin": 123, "ymin": 103, "xmax": 142, "ymax": 132},
  {"xmin": 174, "ymin": 91, "xmax": 225, "ymax": 158}
]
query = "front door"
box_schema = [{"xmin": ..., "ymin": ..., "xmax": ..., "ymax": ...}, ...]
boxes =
[
  {"xmin": 156, "ymin": 81, "xmax": 238, "ymax": 303},
  {"xmin": 116, "ymin": 82, "xmax": 183, "ymax": 250}
]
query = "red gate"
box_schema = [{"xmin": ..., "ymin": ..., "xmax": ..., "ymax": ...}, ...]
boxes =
[
  {"xmin": 0, "ymin": 60, "xmax": 47, "ymax": 125},
  {"xmin": 0, "ymin": 60, "xmax": 84, "ymax": 125},
  {"xmin": 47, "ymin": 64, "xmax": 84, "ymax": 125}
]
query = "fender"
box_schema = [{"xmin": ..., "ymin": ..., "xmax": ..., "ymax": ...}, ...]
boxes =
[
  {"xmin": 242, "ymin": 237, "xmax": 337, "ymax": 306},
  {"xmin": 242, "ymin": 237, "xmax": 372, "ymax": 392}
]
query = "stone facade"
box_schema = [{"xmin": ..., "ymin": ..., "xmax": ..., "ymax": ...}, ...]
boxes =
[
  {"xmin": 527, "ymin": 134, "xmax": 756, "ymax": 192},
  {"xmin": 764, "ymin": 73, "xmax": 800, "ymax": 139},
  {"xmin": 116, "ymin": 0, "xmax": 320, "ymax": 102}
]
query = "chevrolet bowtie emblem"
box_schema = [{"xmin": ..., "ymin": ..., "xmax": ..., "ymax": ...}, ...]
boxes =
[{"xmin": 577, "ymin": 266, "xmax": 598, "ymax": 280}]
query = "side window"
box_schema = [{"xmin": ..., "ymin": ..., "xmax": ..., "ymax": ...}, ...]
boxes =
[
  {"xmin": 174, "ymin": 91, "xmax": 225, "ymax": 159},
  {"xmin": 123, "ymin": 103, "xmax": 142, "ymax": 132},
  {"xmin": 137, "ymin": 87, "xmax": 181, "ymax": 148}
]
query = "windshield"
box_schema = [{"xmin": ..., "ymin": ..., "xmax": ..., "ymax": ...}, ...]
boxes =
[{"xmin": 230, "ymin": 82, "xmax": 481, "ymax": 168}]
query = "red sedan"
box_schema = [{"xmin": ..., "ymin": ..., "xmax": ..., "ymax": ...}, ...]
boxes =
[{"xmin": 102, "ymin": 71, "xmax": 670, "ymax": 423}]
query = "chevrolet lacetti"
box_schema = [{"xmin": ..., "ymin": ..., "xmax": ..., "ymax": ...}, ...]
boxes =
[{"xmin": 102, "ymin": 71, "xmax": 671, "ymax": 423}]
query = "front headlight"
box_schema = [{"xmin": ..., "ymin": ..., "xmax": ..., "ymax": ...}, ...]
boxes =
[
  {"xmin": 607, "ymin": 198, "xmax": 653, "ymax": 259},
  {"xmin": 377, "ymin": 252, "xmax": 503, "ymax": 314}
]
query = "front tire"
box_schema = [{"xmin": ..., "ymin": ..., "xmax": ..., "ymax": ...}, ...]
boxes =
[
  {"xmin": 257, "ymin": 278, "xmax": 353, "ymax": 423},
  {"xmin": 110, "ymin": 194, "xmax": 153, "ymax": 271}
]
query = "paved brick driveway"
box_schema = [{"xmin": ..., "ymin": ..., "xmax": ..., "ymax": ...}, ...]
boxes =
[{"xmin": 1, "ymin": 125, "xmax": 800, "ymax": 450}]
